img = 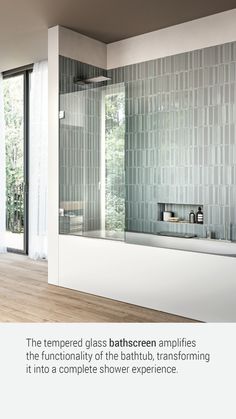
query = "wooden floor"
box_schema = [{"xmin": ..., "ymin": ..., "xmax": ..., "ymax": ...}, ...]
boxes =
[{"xmin": 0, "ymin": 253, "xmax": 197, "ymax": 323}]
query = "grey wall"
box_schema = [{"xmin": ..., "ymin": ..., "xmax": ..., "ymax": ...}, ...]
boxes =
[{"xmin": 109, "ymin": 42, "xmax": 236, "ymax": 240}]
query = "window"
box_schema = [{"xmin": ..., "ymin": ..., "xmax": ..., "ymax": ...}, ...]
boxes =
[{"xmin": 3, "ymin": 66, "xmax": 32, "ymax": 253}]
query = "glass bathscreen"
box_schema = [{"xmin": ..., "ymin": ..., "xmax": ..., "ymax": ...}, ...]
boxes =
[
  {"xmin": 59, "ymin": 83, "xmax": 126, "ymax": 241},
  {"xmin": 59, "ymin": 79, "xmax": 236, "ymax": 256}
]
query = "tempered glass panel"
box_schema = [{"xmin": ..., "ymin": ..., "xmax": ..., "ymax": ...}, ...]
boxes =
[{"xmin": 59, "ymin": 82, "xmax": 125, "ymax": 241}]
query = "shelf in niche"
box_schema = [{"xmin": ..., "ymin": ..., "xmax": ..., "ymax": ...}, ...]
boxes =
[
  {"xmin": 157, "ymin": 202, "xmax": 204, "ymax": 223},
  {"xmin": 157, "ymin": 221, "xmax": 205, "ymax": 226}
]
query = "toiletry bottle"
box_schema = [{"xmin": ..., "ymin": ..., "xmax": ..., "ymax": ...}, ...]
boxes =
[
  {"xmin": 189, "ymin": 210, "xmax": 195, "ymax": 223},
  {"xmin": 196, "ymin": 206, "xmax": 203, "ymax": 224}
]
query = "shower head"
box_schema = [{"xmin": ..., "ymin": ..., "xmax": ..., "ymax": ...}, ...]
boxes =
[{"xmin": 74, "ymin": 75, "xmax": 111, "ymax": 85}]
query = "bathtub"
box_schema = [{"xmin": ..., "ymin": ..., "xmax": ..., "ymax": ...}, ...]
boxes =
[
  {"xmin": 125, "ymin": 231, "xmax": 236, "ymax": 257},
  {"xmin": 71, "ymin": 229, "xmax": 236, "ymax": 257}
]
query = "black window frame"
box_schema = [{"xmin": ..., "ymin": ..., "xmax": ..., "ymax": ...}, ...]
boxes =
[{"xmin": 2, "ymin": 64, "xmax": 33, "ymax": 255}]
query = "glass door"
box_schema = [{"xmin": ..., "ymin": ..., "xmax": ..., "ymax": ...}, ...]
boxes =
[{"xmin": 3, "ymin": 71, "xmax": 29, "ymax": 253}]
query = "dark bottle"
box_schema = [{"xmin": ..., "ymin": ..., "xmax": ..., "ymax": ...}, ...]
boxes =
[
  {"xmin": 196, "ymin": 207, "xmax": 203, "ymax": 224},
  {"xmin": 189, "ymin": 210, "xmax": 195, "ymax": 224}
]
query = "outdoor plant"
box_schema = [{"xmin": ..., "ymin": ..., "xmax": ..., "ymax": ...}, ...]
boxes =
[
  {"xmin": 105, "ymin": 92, "xmax": 125, "ymax": 232},
  {"xmin": 3, "ymin": 77, "xmax": 24, "ymax": 233}
]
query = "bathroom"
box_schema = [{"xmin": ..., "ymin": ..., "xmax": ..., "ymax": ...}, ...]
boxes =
[{"xmin": 49, "ymin": 23, "xmax": 236, "ymax": 322}]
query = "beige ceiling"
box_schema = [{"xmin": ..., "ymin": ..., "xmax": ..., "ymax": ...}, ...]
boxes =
[{"xmin": 0, "ymin": 0, "xmax": 236, "ymax": 71}]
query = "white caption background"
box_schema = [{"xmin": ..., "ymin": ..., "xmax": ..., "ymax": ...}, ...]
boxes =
[{"xmin": 0, "ymin": 323, "xmax": 235, "ymax": 419}]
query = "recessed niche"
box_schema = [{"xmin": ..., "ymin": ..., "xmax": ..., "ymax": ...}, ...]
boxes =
[{"xmin": 157, "ymin": 203, "xmax": 204, "ymax": 224}]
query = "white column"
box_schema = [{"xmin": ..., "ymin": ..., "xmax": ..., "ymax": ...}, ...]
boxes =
[{"xmin": 48, "ymin": 26, "xmax": 59, "ymax": 284}]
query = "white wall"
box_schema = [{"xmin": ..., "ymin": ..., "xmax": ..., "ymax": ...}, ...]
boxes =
[
  {"xmin": 59, "ymin": 26, "xmax": 107, "ymax": 69},
  {"xmin": 48, "ymin": 26, "xmax": 107, "ymax": 286},
  {"xmin": 48, "ymin": 26, "xmax": 59, "ymax": 285},
  {"xmin": 48, "ymin": 12, "xmax": 236, "ymax": 321},
  {"xmin": 0, "ymin": 28, "xmax": 47, "ymax": 73},
  {"xmin": 107, "ymin": 9, "xmax": 236, "ymax": 68}
]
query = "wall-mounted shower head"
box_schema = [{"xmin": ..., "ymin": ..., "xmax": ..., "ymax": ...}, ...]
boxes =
[{"xmin": 74, "ymin": 75, "xmax": 111, "ymax": 85}]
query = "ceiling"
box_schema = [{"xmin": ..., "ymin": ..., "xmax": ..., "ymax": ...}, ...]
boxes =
[{"xmin": 0, "ymin": 0, "xmax": 236, "ymax": 71}]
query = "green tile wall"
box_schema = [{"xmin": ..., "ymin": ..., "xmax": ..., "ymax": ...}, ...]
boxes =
[
  {"xmin": 59, "ymin": 41, "xmax": 236, "ymax": 241},
  {"xmin": 108, "ymin": 42, "xmax": 236, "ymax": 240}
]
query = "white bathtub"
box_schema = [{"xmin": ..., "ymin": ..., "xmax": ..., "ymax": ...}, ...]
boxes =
[{"xmin": 125, "ymin": 231, "xmax": 236, "ymax": 257}]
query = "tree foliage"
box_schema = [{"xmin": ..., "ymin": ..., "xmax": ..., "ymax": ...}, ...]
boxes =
[
  {"xmin": 3, "ymin": 76, "xmax": 24, "ymax": 233},
  {"xmin": 105, "ymin": 92, "xmax": 125, "ymax": 232}
]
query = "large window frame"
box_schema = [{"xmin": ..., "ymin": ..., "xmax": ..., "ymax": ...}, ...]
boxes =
[{"xmin": 3, "ymin": 65, "xmax": 32, "ymax": 254}]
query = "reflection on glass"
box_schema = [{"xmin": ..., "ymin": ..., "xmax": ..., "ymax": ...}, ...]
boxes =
[
  {"xmin": 59, "ymin": 83, "xmax": 125, "ymax": 241},
  {"xmin": 104, "ymin": 89, "xmax": 125, "ymax": 237}
]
